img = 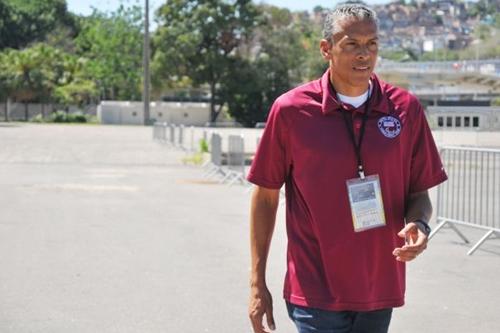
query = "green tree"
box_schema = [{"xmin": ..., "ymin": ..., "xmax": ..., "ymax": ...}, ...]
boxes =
[
  {"xmin": 0, "ymin": 1, "xmax": 19, "ymax": 49},
  {"xmin": 0, "ymin": 51, "xmax": 13, "ymax": 120},
  {"xmin": 0, "ymin": 46, "xmax": 48, "ymax": 120},
  {"xmin": 475, "ymin": 24, "xmax": 492, "ymax": 40},
  {"xmin": 219, "ymin": 4, "xmax": 314, "ymax": 126},
  {"xmin": 219, "ymin": 58, "xmax": 264, "ymax": 127},
  {"xmin": 75, "ymin": 5, "xmax": 143, "ymax": 101},
  {"xmin": 53, "ymin": 54, "xmax": 98, "ymax": 109},
  {"xmin": 469, "ymin": 0, "xmax": 499, "ymax": 19},
  {"xmin": 0, "ymin": 0, "xmax": 77, "ymax": 50},
  {"xmin": 257, "ymin": 5, "xmax": 310, "ymax": 83},
  {"xmin": 152, "ymin": 0, "xmax": 260, "ymax": 122},
  {"xmin": 0, "ymin": 44, "xmax": 97, "ymax": 119}
]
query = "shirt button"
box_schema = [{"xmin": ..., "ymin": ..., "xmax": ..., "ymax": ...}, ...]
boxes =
[{"xmin": 354, "ymin": 122, "xmax": 361, "ymax": 130}]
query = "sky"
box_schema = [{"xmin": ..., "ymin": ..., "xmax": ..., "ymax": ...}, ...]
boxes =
[{"xmin": 66, "ymin": 0, "xmax": 391, "ymax": 17}]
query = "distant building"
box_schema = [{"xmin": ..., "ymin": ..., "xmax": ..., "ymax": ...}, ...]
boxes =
[{"xmin": 427, "ymin": 106, "xmax": 500, "ymax": 131}]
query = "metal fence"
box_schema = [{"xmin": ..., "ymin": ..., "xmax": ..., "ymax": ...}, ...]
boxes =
[
  {"xmin": 221, "ymin": 135, "xmax": 246, "ymax": 185},
  {"xmin": 154, "ymin": 126, "xmax": 500, "ymax": 253},
  {"xmin": 430, "ymin": 146, "xmax": 500, "ymax": 255},
  {"xmin": 153, "ymin": 122, "xmax": 250, "ymax": 187},
  {"xmin": 204, "ymin": 133, "xmax": 247, "ymax": 186},
  {"xmin": 209, "ymin": 133, "xmax": 222, "ymax": 167}
]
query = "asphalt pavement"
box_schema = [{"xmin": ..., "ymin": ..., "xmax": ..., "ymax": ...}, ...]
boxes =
[{"xmin": 0, "ymin": 123, "xmax": 499, "ymax": 333}]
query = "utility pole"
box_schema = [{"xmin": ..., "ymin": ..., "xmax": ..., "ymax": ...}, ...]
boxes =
[{"xmin": 143, "ymin": 0, "xmax": 150, "ymax": 125}]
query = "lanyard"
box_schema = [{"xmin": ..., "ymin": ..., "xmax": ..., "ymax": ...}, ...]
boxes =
[{"xmin": 341, "ymin": 97, "xmax": 371, "ymax": 179}]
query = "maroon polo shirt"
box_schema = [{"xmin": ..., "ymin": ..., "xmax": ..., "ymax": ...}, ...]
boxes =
[{"xmin": 247, "ymin": 69, "xmax": 447, "ymax": 311}]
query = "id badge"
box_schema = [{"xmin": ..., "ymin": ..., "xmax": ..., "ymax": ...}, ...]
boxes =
[{"xmin": 346, "ymin": 174, "xmax": 386, "ymax": 232}]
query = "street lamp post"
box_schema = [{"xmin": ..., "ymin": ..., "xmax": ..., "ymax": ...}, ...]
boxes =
[{"xmin": 143, "ymin": 0, "xmax": 150, "ymax": 125}]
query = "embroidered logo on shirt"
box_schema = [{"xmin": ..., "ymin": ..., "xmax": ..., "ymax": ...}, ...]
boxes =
[{"xmin": 377, "ymin": 116, "xmax": 402, "ymax": 138}]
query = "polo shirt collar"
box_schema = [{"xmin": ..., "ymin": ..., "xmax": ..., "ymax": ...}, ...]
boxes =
[{"xmin": 320, "ymin": 69, "xmax": 390, "ymax": 115}]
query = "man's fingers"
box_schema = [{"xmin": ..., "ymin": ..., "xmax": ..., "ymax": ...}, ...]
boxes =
[
  {"xmin": 403, "ymin": 232, "xmax": 428, "ymax": 251},
  {"xmin": 392, "ymin": 248, "xmax": 417, "ymax": 261},
  {"xmin": 249, "ymin": 303, "xmax": 274, "ymax": 332},
  {"xmin": 248, "ymin": 298, "xmax": 263, "ymax": 332},
  {"xmin": 395, "ymin": 223, "xmax": 429, "ymax": 260},
  {"xmin": 249, "ymin": 311, "xmax": 266, "ymax": 333},
  {"xmin": 397, "ymin": 222, "xmax": 415, "ymax": 238},
  {"xmin": 266, "ymin": 307, "xmax": 276, "ymax": 331},
  {"xmin": 394, "ymin": 243, "xmax": 425, "ymax": 256},
  {"xmin": 249, "ymin": 290, "xmax": 274, "ymax": 333},
  {"xmin": 393, "ymin": 234, "xmax": 428, "ymax": 261}
]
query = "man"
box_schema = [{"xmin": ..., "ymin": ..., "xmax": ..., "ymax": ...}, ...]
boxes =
[{"xmin": 247, "ymin": 4, "xmax": 447, "ymax": 333}]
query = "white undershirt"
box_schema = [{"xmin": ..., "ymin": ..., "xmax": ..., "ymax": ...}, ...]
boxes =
[{"xmin": 336, "ymin": 82, "xmax": 373, "ymax": 108}]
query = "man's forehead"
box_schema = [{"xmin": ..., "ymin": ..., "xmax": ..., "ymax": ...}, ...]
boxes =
[{"xmin": 333, "ymin": 18, "xmax": 378, "ymax": 40}]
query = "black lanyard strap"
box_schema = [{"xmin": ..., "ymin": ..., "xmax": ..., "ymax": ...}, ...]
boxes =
[{"xmin": 341, "ymin": 101, "xmax": 370, "ymax": 179}]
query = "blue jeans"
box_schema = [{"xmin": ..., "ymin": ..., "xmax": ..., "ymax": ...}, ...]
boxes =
[{"xmin": 286, "ymin": 302, "xmax": 393, "ymax": 333}]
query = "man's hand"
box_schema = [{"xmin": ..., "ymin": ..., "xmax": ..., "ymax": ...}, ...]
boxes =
[
  {"xmin": 249, "ymin": 284, "xmax": 275, "ymax": 333},
  {"xmin": 393, "ymin": 222, "xmax": 428, "ymax": 262}
]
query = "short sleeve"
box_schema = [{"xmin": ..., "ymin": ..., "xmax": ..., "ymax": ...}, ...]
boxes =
[
  {"xmin": 247, "ymin": 99, "xmax": 291, "ymax": 189},
  {"xmin": 408, "ymin": 103, "xmax": 448, "ymax": 193}
]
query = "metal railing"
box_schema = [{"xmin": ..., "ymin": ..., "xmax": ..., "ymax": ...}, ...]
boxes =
[
  {"xmin": 153, "ymin": 122, "xmax": 198, "ymax": 152},
  {"xmin": 430, "ymin": 146, "xmax": 500, "ymax": 255},
  {"xmin": 204, "ymin": 134, "xmax": 248, "ymax": 186},
  {"xmin": 153, "ymin": 122, "xmax": 251, "ymax": 187},
  {"xmin": 204, "ymin": 133, "xmax": 223, "ymax": 178}
]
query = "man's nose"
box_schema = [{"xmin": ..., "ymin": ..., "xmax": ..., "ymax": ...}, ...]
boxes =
[{"xmin": 356, "ymin": 45, "xmax": 370, "ymax": 59}]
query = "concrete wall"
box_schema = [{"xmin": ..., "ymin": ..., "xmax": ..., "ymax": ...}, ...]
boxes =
[{"xmin": 98, "ymin": 101, "xmax": 212, "ymax": 126}]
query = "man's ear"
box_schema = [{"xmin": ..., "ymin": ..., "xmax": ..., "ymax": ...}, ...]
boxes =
[{"xmin": 320, "ymin": 39, "xmax": 331, "ymax": 61}]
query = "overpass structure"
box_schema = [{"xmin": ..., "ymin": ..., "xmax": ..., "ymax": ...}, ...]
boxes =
[
  {"xmin": 376, "ymin": 59, "xmax": 500, "ymax": 104},
  {"xmin": 377, "ymin": 59, "xmax": 500, "ymax": 78}
]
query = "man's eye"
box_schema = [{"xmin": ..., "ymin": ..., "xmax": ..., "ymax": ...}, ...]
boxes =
[{"xmin": 368, "ymin": 42, "xmax": 378, "ymax": 50}]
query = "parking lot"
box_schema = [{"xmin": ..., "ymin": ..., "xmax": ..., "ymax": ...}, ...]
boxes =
[{"xmin": 0, "ymin": 123, "xmax": 499, "ymax": 333}]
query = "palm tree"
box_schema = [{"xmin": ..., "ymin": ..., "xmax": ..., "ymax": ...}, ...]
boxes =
[
  {"xmin": 0, "ymin": 52, "xmax": 11, "ymax": 121},
  {"xmin": 54, "ymin": 53, "xmax": 98, "ymax": 110},
  {"xmin": 4, "ymin": 47, "xmax": 43, "ymax": 121}
]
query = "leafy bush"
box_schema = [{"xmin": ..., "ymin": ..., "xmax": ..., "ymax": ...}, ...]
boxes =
[
  {"xmin": 85, "ymin": 115, "xmax": 99, "ymax": 124},
  {"xmin": 50, "ymin": 111, "xmax": 68, "ymax": 123},
  {"xmin": 29, "ymin": 111, "xmax": 94, "ymax": 123},
  {"xmin": 30, "ymin": 114, "xmax": 45, "ymax": 123},
  {"xmin": 199, "ymin": 139, "xmax": 209, "ymax": 153},
  {"xmin": 66, "ymin": 112, "xmax": 87, "ymax": 123}
]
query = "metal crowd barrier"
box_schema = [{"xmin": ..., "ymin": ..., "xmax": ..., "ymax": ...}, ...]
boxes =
[
  {"xmin": 169, "ymin": 124, "xmax": 176, "ymax": 145},
  {"xmin": 221, "ymin": 135, "xmax": 246, "ymax": 185},
  {"xmin": 153, "ymin": 123, "xmax": 254, "ymax": 188},
  {"xmin": 153, "ymin": 122, "xmax": 167, "ymax": 141},
  {"xmin": 430, "ymin": 146, "xmax": 500, "ymax": 255},
  {"xmin": 203, "ymin": 133, "xmax": 249, "ymax": 187},
  {"xmin": 204, "ymin": 132, "xmax": 222, "ymax": 177},
  {"xmin": 189, "ymin": 126, "xmax": 195, "ymax": 152},
  {"xmin": 154, "ymin": 122, "xmax": 203, "ymax": 151}
]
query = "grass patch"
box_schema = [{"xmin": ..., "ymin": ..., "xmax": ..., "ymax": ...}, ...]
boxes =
[{"xmin": 181, "ymin": 152, "xmax": 207, "ymax": 166}]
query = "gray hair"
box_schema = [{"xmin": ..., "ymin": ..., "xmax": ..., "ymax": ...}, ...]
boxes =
[{"xmin": 323, "ymin": 3, "xmax": 378, "ymax": 44}]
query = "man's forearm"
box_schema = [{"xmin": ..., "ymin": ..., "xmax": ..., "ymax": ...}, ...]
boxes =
[
  {"xmin": 405, "ymin": 190, "xmax": 432, "ymax": 222},
  {"xmin": 250, "ymin": 187, "xmax": 279, "ymax": 287}
]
